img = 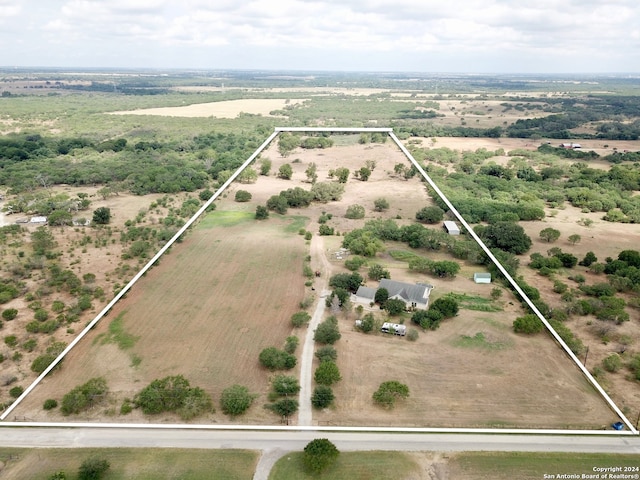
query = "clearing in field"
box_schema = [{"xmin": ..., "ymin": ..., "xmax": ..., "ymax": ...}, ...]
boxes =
[{"xmin": 6, "ymin": 129, "xmax": 628, "ymax": 431}]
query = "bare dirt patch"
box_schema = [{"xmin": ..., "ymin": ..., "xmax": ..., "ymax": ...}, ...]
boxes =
[{"xmin": 108, "ymin": 99, "xmax": 304, "ymax": 119}]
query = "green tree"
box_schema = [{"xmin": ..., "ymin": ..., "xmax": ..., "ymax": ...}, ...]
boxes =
[
  {"xmin": 311, "ymin": 385, "xmax": 334, "ymax": 409},
  {"xmin": 92, "ymin": 207, "xmax": 111, "ymax": 225},
  {"xmin": 268, "ymin": 398, "xmax": 298, "ymax": 417},
  {"xmin": 430, "ymin": 296, "xmax": 459, "ymax": 318},
  {"xmin": 568, "ymin": 233, "xmax": 581, "ymax": 245},
  {"xmin": 539, "ymin": 227, "xmax": 561, "ymax": 243},
  {"xmin": 220, "ymin": 384, "xmax": 255, "ymax": 416},
  {"xmin": 235, "ymin": 190, "xmax": 252, "ymax": 202},
  {"xmin": 266, "ymin": 194, "xmax": 288, "ymax": 214},
  {"xmin": 314, "ymin": 316, "xmax": 341, "ymax": 345},
  {"xmin": 272, "ymin": 375, "xmax": 300, "ymax": 396},
  {"xmin": 314, "ymin": 360, "xmax": 341, "ymax": 385},
  {"xmin": 278, "ymin": 133, "xmax": 300, "ymax": 157},
  {"xmin": 259, "ymin": 158, "xmax": 272, "ymax": 175},
  {"xmin": 278, "ymin": 163, "xmax": 293, "ymax": 180},
  {"xmin": 358, "ymin": 313, "xmax": 375, "ymax": 333},
  {"xmin": 374, "ymin": 198, "xmax": 389, "ymax": 212},
  {"xmin": 305, "ymin": 162, "xmax": 318, "ymax": 183},
  {"xmin": 345, "ymin": 204, "xmax": 365, "ymax": 219},
  {"xmin": 259, "ymin": 347, "xmax": 296, "ymax": 370},
  {"xmin": 416, "ymin": 206, "xmax": 445, "ymax": 224},
  {"xmin": 372, "ymin": 381, "xmax": 409, "ymax": 409},
  {"xmin": 384, "ymin": 298, "xmax": 406, "ymax": 316},
  {"xmin": 303, "ymin": 439, "xmax": 340, "ymax": 474},
  {"xmin": 368, "ymin": 264, "xmax": 390, "ymax": 281},
  {"xmin": 344, "ymin": 256, "xmax": 366, "ymax": 271},
  {"xmin": 255, "ymin": 205, "xmax": 269, "ymax": 220},
  {"xmin": 78, "ymin": 457, "xmax": 110, "ymax": 480},
  {"xmin": 481, "ymin": 221, "xmax": 532, "ymax": 255},
  {"xmin": 238, "ymin": 167, "xmax": 257, "ymax": 184},
  {"xmin": 374, "ymin": 287, "xmax": 389, "ymax": 306},
  {"xmin": 48, "ymin": 210, "xmax": 73, "ymax": 226}
]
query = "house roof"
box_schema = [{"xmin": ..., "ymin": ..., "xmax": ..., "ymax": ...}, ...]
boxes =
[
  {"xmin": 355, "ymin": 286, "xmax": 377, "ymax": 300},
  {"xmin": 379, "ymin": 279, "xmax": 432, "ymax": 304}
]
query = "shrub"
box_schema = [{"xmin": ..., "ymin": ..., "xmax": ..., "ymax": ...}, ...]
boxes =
[
  {"xmin": 315, "ymin": 345, "xmax": 337, "ymax": 363},
  {"xmin": 415, "ymin": 206, "xmax": 444, "ymax": 224},
  {"xmin": 43, "ymin": 399, "xmax": 58, "ymax": 410},
  {"xmin": 255, "ymin": 205, "xmax": 269, "ymax": 220},
  {"xmin": 220, "ymin": 384, "xmax": 256, "ymax": 416},
  {"xmin": 61, "ymin": 377, "xmax": 108, "ymax": 415},
  {"xmin": 345, "ymin": 204, "xmax": 365, "ymax": 219},
  {"xmin": 374, "ymin": 198, "xmax": 389, "ymax": 212},
  {"xmin": 291, "ymin": 311, "xmax": 311, "ymax": 328},
  {"xmin": 78, "ymin": 457, "xmax": 110, "ymax": 480},
  {"xmin": 4, "ymin": 335, "xmax": 17, "ymax": 348},
  {"xmin": 344, "ymin": 256, "xmax": 366, "ymax": 271},
  {"xmin": 358, "ymin": 313, "xmax": 374, "ymax": 333},
  {"xmin": 319, "ymin": 224, "xmax": 334, "ymax": 236},
  {"xmin": 284, "ymin": 335, "xmax": 299, "ymax": 354},
  {"xmin": 2, "ymin": 308, "xmax": 18, "ymax": 320},
  {"xmin": 234, "ymin": 190, "xmax": 252, "ymax": 202},
  {"xmin": 513, "ymin": 314, "xmax": 544, "ymax": 334},
  {"xmin": 9, "ymin": 385, "xmax": 24, "ymax": 398},
  {"xmin": 407, "ymin": 328, "xmax": 419, "ymax": 341},
  {"xmin": 602, "ymin": 354, "xmax": 622, "ymax": 373},
  {"xmin": 34, "ymin": 308, "xmax": 49, "ymax": 322},
  {"xmin": 311, "ymin": 386, "xmax": 335, "ymax": 409}
]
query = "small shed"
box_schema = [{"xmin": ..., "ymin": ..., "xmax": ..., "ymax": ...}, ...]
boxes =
[
  {"xmin": 443, "ymin": 221, "xmax": 460, "ymax": 235},
  {"xmin": 474, "ymin": 272, "xmax": 492, "ymax": 284}
]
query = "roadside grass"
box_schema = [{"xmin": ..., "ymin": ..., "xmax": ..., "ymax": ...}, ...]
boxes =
[
  {"xmin": 0, "ymin": 448, "xmax": 258, "ymax": 480},
  {"xmin": 452, "ymin": 332, "xmax": 511, "ymax": 350},
  {"xmin": 198, "ymin": 210, "xmax": 255, "ymax": 228},
  {"xmin": 450, "ymin": 452, "xmax": 640, "ymax": 480},
  {"xmin": 269, "ymin": 451, "xmax": 420, "ymax": 480}
]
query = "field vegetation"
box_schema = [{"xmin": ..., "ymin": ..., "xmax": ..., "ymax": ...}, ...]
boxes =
[{"xmin": 1, "ymin": 70, "xmax": 639, "ymax": 432}]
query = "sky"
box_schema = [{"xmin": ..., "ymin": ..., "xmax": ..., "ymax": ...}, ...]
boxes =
[{"xmin": 1, "ymin": 0, "xmax": 639, "ymax": 73}]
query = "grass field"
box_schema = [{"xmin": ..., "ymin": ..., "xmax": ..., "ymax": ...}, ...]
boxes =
[
  {"xmin": 269, "ymin": 451, "xmax": 421, "ymax": 480},
  {"xmin": 0, "ymin": 448, "xmax": 258, "ymax": 480},
  {"xmin": 448, "ymin": 452, "xmax": 640, "ymax": 480}
]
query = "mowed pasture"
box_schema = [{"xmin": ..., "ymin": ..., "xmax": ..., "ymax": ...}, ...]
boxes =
[{"xmin": 12, "ymin": 211, "xmax": 307, "ymax": 424}]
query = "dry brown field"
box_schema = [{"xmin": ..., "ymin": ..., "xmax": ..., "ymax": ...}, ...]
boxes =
[
  {"xmin": 12, "ymin": 210, "xmax": 308, "ymax": 423},
  {"xmin": 6, "ymin": 135, "xmax": 635, "ymax": 429}
]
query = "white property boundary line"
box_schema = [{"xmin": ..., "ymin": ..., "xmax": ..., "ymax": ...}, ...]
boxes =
[{"xmin": 1, "ymin": 127, "xmax": 636, "ymax": 437}]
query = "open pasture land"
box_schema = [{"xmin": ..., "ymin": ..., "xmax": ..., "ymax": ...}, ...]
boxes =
[{"xmin": 11, "ymin": 211, "xmax": 307, "ymax": 424}]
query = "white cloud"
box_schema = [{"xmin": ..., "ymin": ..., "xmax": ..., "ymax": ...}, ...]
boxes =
[{"xmin": 1, "ymin": 0, "xmax": 638, "ymax": 71}]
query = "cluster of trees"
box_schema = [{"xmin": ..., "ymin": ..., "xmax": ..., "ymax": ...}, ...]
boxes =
[
  {"xmin": 259, "ymin": 346, "xmax": 296, "ymax": 370},
  {"xmin": 411, "ymin": 296, "xmax": 459, "ymax": 330},
  {"xmin": 133, "ymin": 375, "xmax": 213, "ymax": 420},
  {"xmin": 61, "ymin": 377, "xmax": 108, "ymax": 415},
  {"xmin": 372, "ymin": 380, "xmax": 409, "ymax": 409},
  {"xmin": 265, "ymin": 375, "xmax": 299, "ymax": 419}
]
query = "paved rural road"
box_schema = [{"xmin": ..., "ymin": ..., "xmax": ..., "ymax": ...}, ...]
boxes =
[{"xmin": 1, "ymin": 426, "xmax": 639, "ymax": 454}]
